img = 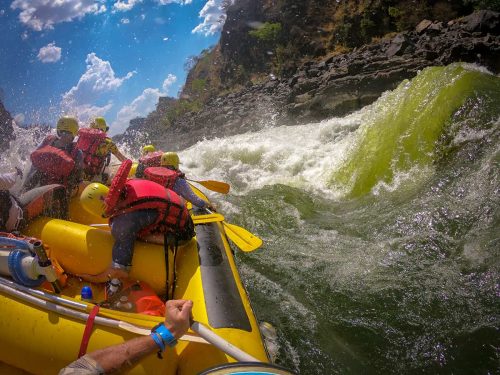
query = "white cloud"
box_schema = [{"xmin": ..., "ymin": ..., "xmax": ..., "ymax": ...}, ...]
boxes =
[
  {"xmin": 113, "ymin": 0, "xmax": 142, "ymax": 12},
  {"xmin": 64, "ymin": 53, "xmax": 135, "ymax": 101},
  {"xmin": 121, "ymin": 18, "xmax": 130, "ymax": 24},
  {"xmin": 162, "ymin": 74, "xmax": 177, "ymax": 93},
  {"xmin": 112, "ymin": 0, "xmax": 190, "ymax": 12},
  {"xmin": 11, "ymin": 0, "xmax": 106, "ymax": 31},
  {"xmin": 110, "ymin": 72, "xmax": 177, "ymax": 134},
  {"xmin": 192, "ymin": 0, "xmax": 230, "ymax": 36},
  {"xmin": 37, "ymin": 42, "xmax": 61, "ymax": 63},
  {"xmin": 62, "ymin": 53, "xmax": 135, "ymax": 122},
  {"xmin": 156, "ymin": 0, "xmax": 192, "ymax": 5},
  {"xmin": 110, "ymin": 88, "xmax": 162, "ymax": 135},
  {"xmin": 63, "ymin": 102, "xmax": 114, "ymax": 125}
]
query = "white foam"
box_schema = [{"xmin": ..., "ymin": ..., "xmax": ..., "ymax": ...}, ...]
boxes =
[{"xmin": 178, "ymin": 112, "xmax": 364, "ymax": 198}]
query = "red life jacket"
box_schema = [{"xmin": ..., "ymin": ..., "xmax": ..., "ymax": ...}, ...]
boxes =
[
  {"xmin": 143, "ymin": 167, "xmax": 184, "ymax": 189},
  {"xmin": 76, "ymin": 128, "xmax": 108, "ymax": 176},
  {"xmin": 104, "ymin": 160, "xmax": 132, "ymax": 217},
  {"xmin": 30, "ymin": 135, "xmax": 77, "ymax": 180},
  {"xmin": 138, "ymin": 151, "xmax": 163, "ymax": 168},
  {"xmin": 109, "ymin": 179, "xmax": 191, "ymax": 237}
]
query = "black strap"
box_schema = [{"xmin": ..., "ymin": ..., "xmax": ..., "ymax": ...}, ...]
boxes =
[
  {"xmin": 104, "ymin": 152, "xmax": 111, "ymax": 167},
  {"xmin": 0, "ymin": 191, "xmax": 13, "ymax": 231},
  {"xmin": 171, "ymin": 240, "xmax": 179, "ymax": 300},
  {"xmin": 163, "ymin": 233, "xmax": 170, "ymax": 300}
]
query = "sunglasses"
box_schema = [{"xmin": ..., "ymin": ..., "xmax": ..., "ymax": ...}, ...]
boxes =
[{"xmin": 58, "ymin": 130, "xmax": 74, "ymax": 136}]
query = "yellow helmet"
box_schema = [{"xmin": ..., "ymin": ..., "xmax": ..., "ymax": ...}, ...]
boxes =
[
  {"xmin": 142, "ymin": 145, "xmax": 155, "ymax": 155},
  {"xmin": 56, "ymin": 116, "xmax": 79, "ymax": 137},
  {"xmin": 128, "ymin": 162, "xmax": 138, "ymax": 177},
  {"xmin": 80, "ymin": 183, "xmax": 109, "ymax": 217},
  {"xmin": 90, "ymin": 117, "xmax": 108, "ymax": 132},
  {"xmin": 161, "ymin": 152, "xmax": 179, "ymax": 169}
]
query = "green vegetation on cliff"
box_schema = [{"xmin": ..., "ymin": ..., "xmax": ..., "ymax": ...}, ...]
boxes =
[
  {"xmin": 248, "ymin": 22, "xmax": 282, "ymax": 42},
  {"xmin": 140, "ymin": 0, "xmax": 498, "ymax": 137}
]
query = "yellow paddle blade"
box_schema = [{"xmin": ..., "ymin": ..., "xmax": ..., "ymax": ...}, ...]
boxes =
[
  {"xmin": 222, "ymin": 222, "xmax": 263, "ymax": 252},
  {"xmin": 192, "ymin": 213, "xmax": 225, "ymax": 224},
  {"xmin": 189, "ymin": 179, "xmax": 230, "ymax": 194}
]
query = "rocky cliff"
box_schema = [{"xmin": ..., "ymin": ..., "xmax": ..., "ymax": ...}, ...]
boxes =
[
  {"xmin": 187, "ymin": 0, "xmax": 483, "ymax": 92},
  {"xmin": 0, "ymin": 100, "xmax": 14, "ymax": 153},
  {"xmin": 127, "ymin": 8, "xmax": 499, "ymax": 151}
]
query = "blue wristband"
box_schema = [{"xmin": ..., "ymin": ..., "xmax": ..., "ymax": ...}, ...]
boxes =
[
  {"xmin": 150, "ymin": 332, "xmax": 165, "ymax": 352},
  {"xmin": 152, "ymin": 323, "xmax": 177, "ymax": 347}
]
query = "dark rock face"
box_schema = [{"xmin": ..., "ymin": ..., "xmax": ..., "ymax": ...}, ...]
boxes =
[
  {"xmin": 0, "ymin": 100, "xmax": 14, "ymax": 153},
  {"xmin": 154, "ymin": 10, "xmax": 499, "ymax": 151},
  {"xmin": 114, "ymin": 96, "xmax": 178, "ymax": 150}
]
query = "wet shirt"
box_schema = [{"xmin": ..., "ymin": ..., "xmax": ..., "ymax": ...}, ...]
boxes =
[
  {"xmin": 173, "ymin": 177, "xmax": 208, "ymax": 209},
  {"xmin": 94, "ymin": 138, "xmax": 120, "ymax": 158}
]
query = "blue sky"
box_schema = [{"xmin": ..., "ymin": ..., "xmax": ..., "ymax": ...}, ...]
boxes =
[{"xmin": 0, "ymin": 0, "xmax": 226, "ymax": 135}]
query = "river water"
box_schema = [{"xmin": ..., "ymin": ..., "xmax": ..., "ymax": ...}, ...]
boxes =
[
  {"xmin": 2, "ymin": 63, "xmax": 499, "ymax": 374},
  {"xmin": 179, "ymin": 64, "xmax": 499, "ymax": 374}
]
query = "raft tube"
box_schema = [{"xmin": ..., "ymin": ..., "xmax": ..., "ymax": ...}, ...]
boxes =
[{"xmin": 0, "ymin": 191, "xmax": 270, "ymax": 374}]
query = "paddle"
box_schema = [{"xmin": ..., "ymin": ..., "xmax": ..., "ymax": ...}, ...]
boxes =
[
  {"xmin": 90, "ymin": 213, "xmax": 225, "ymax": 228},
  {"xmin": 0, "ymin": 278, "xmax": 205, "ymax": 344},
  {"xmin": 187, "ymin": 179, "xmax": 230, "ymax": 194},
  {"xmin": 191, "ymin": 213, "xmax": 225, "ymax": 224},
  {"xmin": 191, "ymin": 321, "xmax": 260, "ymax": 362},
  {"xmin": 89, "ymin": 211, "xmax": 262, "ymax": 252},
  {"xmin": 222, "ymin": 222, "xmax": 263, "ymax": 252},
  {"xmin": 205, "ymin": 210, "xmax": 263, "ymax": 252}
]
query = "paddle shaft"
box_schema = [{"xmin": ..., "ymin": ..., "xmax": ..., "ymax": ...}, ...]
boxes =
[
  {"xmin": 0, "ymin": 277, "xmax": 206, "ymax": 343},
  {"xmin": 191, "ymin": 321, "xmax": 260, "ymax": 362},
  {"xmin": 0, "ymin": 279, "xmax": 261, "ymax": 358}
]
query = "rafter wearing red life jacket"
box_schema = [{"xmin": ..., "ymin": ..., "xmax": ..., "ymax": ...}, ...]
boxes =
[
  {"xmin": 143, "ymin": 166, "xmax": 184, "ymax": 189},
  {"xmin": 138, "ymin": 151, "xmax": 163, "ymax": 168},
  {"xmin": 106, "ymin": 178, "xmax": 193, "ymax": 240},
  {"xmin": 30, "ymin": 135, "xmax": 78, "ymax": 184},
  {"xmin": 76, "ymin": 128, "xmax": 108, "ymax": 176}
]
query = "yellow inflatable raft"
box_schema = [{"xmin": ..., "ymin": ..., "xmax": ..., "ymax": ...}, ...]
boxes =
[{"xmin": 0, "ymin": 185, "xmax": 290, "ymax": 375}]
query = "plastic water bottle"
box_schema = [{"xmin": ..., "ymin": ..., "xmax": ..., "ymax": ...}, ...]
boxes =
[
  {"xmin": 81, "ymin": 286, "xmax": 93, "ymax": 302},
  {"xmin": 106, "ymin": 278, "xmax": 122, "ymax": 298}
]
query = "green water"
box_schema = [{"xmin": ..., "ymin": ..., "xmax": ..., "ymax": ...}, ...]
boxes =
[
  {"xmin": 222, "ymin": 65, "xmax": 499, "ymax": 374},
  {"xmin": 331, "ymin": 64, "xmax": 500, "ymax": 198}
]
